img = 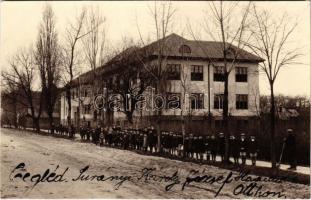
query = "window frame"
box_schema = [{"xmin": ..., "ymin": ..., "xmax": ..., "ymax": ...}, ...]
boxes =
[
  {"xmin": 166, "ymin": 92, "xmax": 181, "ymax": 109},
  {"xmin": 214, "ymin": 94, "xmax": 224, "ymax": 109},
  {"xmin": 179, "ymin": 45, "xmax": 191, "ymax": 54},
  {"xmin": 166, "ymin": 64, "xmax": 181, "ymax": 80},
  {"xmin": 213, "ymin": 66, "xmax": 225, "ymax": 82},
  {"xmin": 235, "ymin": 67, "xmax": 248, "ymax": 82},
  {"xmin": 190, "ymin": 93, "xmax": 204, "ymax": 109},
  {"xmin": 191, "ymin": 65, "xmax": 204, "ymax": 81},
  {"xmin": 236, "ymin": 94, "xmax": 248, "ymax": 110}
]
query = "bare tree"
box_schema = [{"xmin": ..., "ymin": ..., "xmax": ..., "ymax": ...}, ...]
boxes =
[
  {"xmin": 251, "ymin": 86, "xmax": 261, "ymax": 117},
  {"xmin": 246, "ymin": 6, "xmax": 302, "ymax": 168},
  {"xmin": 189, "ymin": 1, "xmax": 252, "ymax": 162},
  {"xmin": 136, "ymin": 1, "xmax": 177, "ymax": 152},
  {"xmin": 35, "ymin": 4, "xmax": 62, "ymax": 133},
  {"xmin": 180, "ymin": 59, "xmax": 189, "ymax": 139},
  {"xmin": 81, "ymin": 6, "xmax": 106, "ymax": 126},
  {"xmin": 83, "ymin": 6, "xmax": 106, "ymax": 84},
  {"xmin": 2, "ymin": 48, "xmax": 43, "ymax": 131},
  {"xmin": 104, "ymin": 39, "xmax": 152, "ymax": 125},
  {"xmin": 1, "ymin": 73, "xmax": 20, "ymax": 129},
  {"xmin": 61, "ymin": 8, "xmax": 92, "ymax": 127}
]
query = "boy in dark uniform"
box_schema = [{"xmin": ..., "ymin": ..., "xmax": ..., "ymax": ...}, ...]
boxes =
[
  {"xmin": 284, "ymin": 128, "xmax": 297, "ymax": 170},
  {"xmin": 230, "ymin": 135, "xmax": 239, "ymax": 165},
  {"xmin": 184, "ymin": 136, "xmax": 189, "ymax": 159},
  {"xmin": 147, "ymin": 127, "xmax": 152, "ymax": 152},
  {"xmin": 188, "ymin": 134, "xmax": 194, "ymax": 159},
  {"xmin": 168, "ymin": 132, "xmax": 174, "ymax": 155},
  {"xmin": 197, "ymin": 136, "xmax": 205, "ymax": 161},
  {"xmin": 86, "ymin": 124, "xmax": 91, "ymax": 141},
  {"xmin": 210, "ymin": 134, "xmax": 217, "ymax": 162},
  {"xmin": 249, "ymin": 135, "xmax": 258, "ymax": 166},
  {"xmin": 240, "ymin": 133, "xmax": 248, "ymax": 165},
  {"xmin": 193, "ymin": 135, "xmax": 199, "ymax": 160},
  {"xmin": 150, "ymin": 127, "xmax": 157, "ymax": 153},
  {"xmin": 161, "ymin": 131, "xmax": 166, "ymax": 154},
  {"xmin": 106, "ymin": 126, "xmax": 113, "ymax": 146},
  {"xmin": 123, "ymin": 130, "xmax": 130, "ymax": 149},
  {"xmin": 138, "ymin": 129, "xmax": 144, "ymax": 151},
  {"xmin": 99, "ymin": 128, "xmax": 105, "ymax": 146},
  {"xmin": 218, "ymin": 133, "xmax": 225, "ymax": 162},
  {"xmin": 94, "ymin": 124, "xmax": 101, "ymax": 145},
  {"xmin": 177, "ymin": 134, "xmax": 183, "ymax": 157},
  {"xmin": 79, "ymin": 125, "xmax": 84, "ymax": 140},
  {"xmin": 204, "ymin": 135, "xmax": 211, "ymax": 161},
  {"xmin": 70, "ymin": 124, "xmax": 76, "ymax": 139},
  {"xmin": 143, "ymin": 128, "xmax": 148, "ymax": 152}
]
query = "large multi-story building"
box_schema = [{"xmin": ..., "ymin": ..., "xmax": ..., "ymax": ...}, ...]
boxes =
[{"xmin": 60, "ymin": 33, "xmax": 263, "ymax": 133}]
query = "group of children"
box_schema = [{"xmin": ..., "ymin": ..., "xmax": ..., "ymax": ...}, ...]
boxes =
[{"xmin": 52, "ymin": 123, "xmax": 259, "ymax": 166}]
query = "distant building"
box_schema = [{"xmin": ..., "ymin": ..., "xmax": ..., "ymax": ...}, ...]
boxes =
[
  {"xmin": 60, "ymin": 33, "xmax": 263, "ymax": 133},
  {"xmin": 22, "ymin": 92, "xmax": 61, "ymax": 129},
  {"xmin": 1, "ymin": 90, "xmax": 60, "ymax": 129}
]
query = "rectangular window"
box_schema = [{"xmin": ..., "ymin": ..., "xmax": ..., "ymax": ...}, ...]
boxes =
[
  {"xmin": 166, "ymin": 93, "xmax": 181, "ymax": 109},
  {"xmin": 214, "ymin": 66, "xmax": 225, "ymax": 82},
  {"xmin": 236, "ymin": 67, "xmax": 248, "ymax": 82},
  {"xmin": 190, "ymin": 93, "xmax": 204, "ymax": 109},
  {"xmin": 166, "ymin": 64, "xmax": 181, "ymax": 80},
  {"xmin": 214, "ymin": 94, "xmax": 224, "ymax": 109},
  {"xmin": 191, "ymin": 65, "xmax": 203, "ymax": 81},
  {"xmin": 236, "ymin": 94, "xmax": 248, "ymax": 109}
]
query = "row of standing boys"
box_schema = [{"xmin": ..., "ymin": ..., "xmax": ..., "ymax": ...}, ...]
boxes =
[{"xmin": 75, "ymin": 124, "xmax": 259, "ymax": 166}]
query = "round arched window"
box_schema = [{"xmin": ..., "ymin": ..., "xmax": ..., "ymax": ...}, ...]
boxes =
[{"xmin": 179, "ymin": 45, "xmax": 191, "ymax": 54}]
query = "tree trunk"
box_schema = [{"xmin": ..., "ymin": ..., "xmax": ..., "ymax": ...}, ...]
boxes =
[
  {"xmin": 34, "ymin": 118, "xmax": 40, "ymax": 133},
  {"xmin": 13, "ymin": 101, "xmax": 18, "ymax": 129},
  {"xmin": 270, "ymin": 82, "xmax": 277, "ymax": 168},
  {"xmin": 181, "ymin": 116, "xmax": 186, "ymax": 158},
  {"xmin": 155, "ymin": 83, "xmax": 164, "ymax": 153},
  {"xmin": 77, "ymin": 106, "xmax": 81, "ymax": 130},
  {"xmin": 156, "ymin": 122, "xmax": 161, "ymax": 153},
  {"xmin": 126, "ymin": 112, "xmax": 134, "ymax": 124},
  {"xmin": 207, "ymin": 62, "xmax": 212, "ymax": 129},
  {"xmin": 66, "ymin": 86, "xmax": 72, "ymax": 126},
  {"xmin": 223, "ymin": 73, "xmax": 230, "ymax": 163},
  {"xmin": 49, "ymin": 114, "xmax": 54, "ymax": 134}
]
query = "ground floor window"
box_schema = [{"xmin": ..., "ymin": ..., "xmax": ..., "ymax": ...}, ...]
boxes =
[
  {"xmin": 214, "ymin": 94, "xmax": 224, "ymax": 109},
  {"xmin": 236, "ymin": 94, "xmax": 248, "ymax": 109},
  {"xmin": 190, "ymin": 93, "xmax": 204, "ymax": 109},
  {"xmin": 166, "ymin": 93, "xmax": 181, "ymax": 109}
]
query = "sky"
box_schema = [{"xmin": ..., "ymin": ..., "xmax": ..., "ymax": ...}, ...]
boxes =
[{"xmin": 0, "ymin": 1, "xmax": 310, "ymax": 97}]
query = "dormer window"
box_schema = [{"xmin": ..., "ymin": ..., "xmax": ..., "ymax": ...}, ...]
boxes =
[{"xmin": 179, "ymin": 45, "xmax": 191, "ymax": 54}]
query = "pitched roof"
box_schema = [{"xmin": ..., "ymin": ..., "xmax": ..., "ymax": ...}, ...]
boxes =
[
  {"xmin": 69, "ymin": 33, "xmax": 263, "ymax": 87},
  {"xmin": 141, "ymin": 33, "xmax": 264, "ymax": 62},
  {"xmin": 69, "ymin": 46, "xmax": 141, "ymax": 86}
]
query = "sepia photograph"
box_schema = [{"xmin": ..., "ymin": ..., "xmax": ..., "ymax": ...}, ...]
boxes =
[{"xmin": 0, "ymin": 0, "xmax": 310, "ymax": 199}]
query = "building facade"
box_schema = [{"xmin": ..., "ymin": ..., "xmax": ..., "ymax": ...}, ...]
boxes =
[{"xmin": 60, "ymin": 33, "xmax": 263, "ymax": 133}]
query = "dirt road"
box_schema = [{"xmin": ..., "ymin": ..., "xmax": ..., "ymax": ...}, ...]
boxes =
[{"xmin": 1, "ymin": 128, "xmax": 309, "ymax": 198}]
